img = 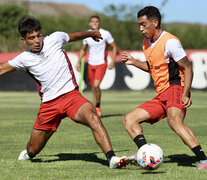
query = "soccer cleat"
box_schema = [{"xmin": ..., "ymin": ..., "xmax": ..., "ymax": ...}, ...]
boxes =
[
  {"xmin": 123, "ymin": 153, "xmax": 139, "ymax": 166},
  {"xmin": 96, "ymin": 107, "xmax": 101, "ymax": 117},
  {"xmin": 109, "ymin": 156, "xmax": 127, "ymax": 169},
  {"xmin": 196, "ymin": 160, "xmax": 207, "ymax": 170},
  {"xmin": 18, "ymin": 150, "xmax": 31, "ymax": 160}
]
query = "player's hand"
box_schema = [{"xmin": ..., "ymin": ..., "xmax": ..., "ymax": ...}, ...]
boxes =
[
  {"xmin": 91, "ymin": 29, "xmax": 103, "ymax": 42},
  {"xmin": 108, "ymin": 62, "xmax": 115, "ymax": 69},
  {"xmin": 76, "ymin": 62, "xmax": 81, "ymax": 72},
  {"xmin": 182, "ymin": 95, "xmax": 192, "ymax": 108},
  {"xmin": 121, "ymin": 52, "xmax": 134, "ymax": 65}
]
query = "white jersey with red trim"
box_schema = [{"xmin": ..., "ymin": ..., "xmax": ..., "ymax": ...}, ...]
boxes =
[
  {"xmin": 83, "ymin": 28, "xmax": 114, "ymax": 66},
  {"xmin": 8, "ymin": 32, "xmax": 78, "ymax": 102}
]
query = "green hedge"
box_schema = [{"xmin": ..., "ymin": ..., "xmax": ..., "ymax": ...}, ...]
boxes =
[{"xmin": 0, "ymin": 3, "xmax": 207, "ymax": 52}]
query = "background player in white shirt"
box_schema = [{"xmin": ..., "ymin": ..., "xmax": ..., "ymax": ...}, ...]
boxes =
[
  {"xmin": 0, "ymin": 16, "xmax": 126, "ymax": 169},
  {"xmin": 76, "ymin": 16, "xmax": 117, "ymax": 117}
]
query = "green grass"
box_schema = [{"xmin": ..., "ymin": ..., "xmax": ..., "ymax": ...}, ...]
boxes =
[{"xmin": 0, "ymin": 90, "xmax": 207, "ymax": 180}]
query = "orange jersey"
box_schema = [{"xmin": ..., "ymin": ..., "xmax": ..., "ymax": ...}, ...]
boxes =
[{"xmin": 143, "ymin": 32, "xmax": 185, "ymax": 94}]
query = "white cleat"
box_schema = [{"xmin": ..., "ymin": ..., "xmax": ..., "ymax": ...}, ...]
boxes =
[
  {"xmin": 109, "ymin": 156, "xmax": 127, "ymax": 169},
  {"xmin": 18, "ymin": 150, "xmax": 31, "ymax": 160},
  {"xmin": 123, "ymin": 153, "xmax": 139, "ymax": 166}
]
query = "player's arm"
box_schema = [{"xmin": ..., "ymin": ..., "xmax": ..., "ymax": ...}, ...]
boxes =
[
  {"xmin": 176, "ymin": 56, "xmax": 193, "ymax": 108},
  {"xmin": 121, "ymin": 52, "xmax": 149, "ymax": 72},
  {"xmin": 68, "ymin": 29, "xmax": 102, "ymax": 42},
  {"xmin": 0, "ymin": 62, "xmax": 16, "ymax": 76},
  {"xmin": 166, "ymin": 38, "xmax": 192, "ymax": 108},
  {"xmin": 108, "ymin": 42, "xmax": 117, "ymax": 69},
  {"xmin": 76, "ymin": 44, "xmax": 88, "ymax": 71}
]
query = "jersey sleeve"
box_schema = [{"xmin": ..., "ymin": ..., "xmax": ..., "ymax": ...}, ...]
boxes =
[
  {"xmin": 83, "ymin": 38, "xmax": 88, "ymax": 45},
  {"xmin": 50, "ymin": 31, "xmax": 70, "ymax": 44},
  {"xmin": 165, "ymin": 39, "xmax": 186, "ymax": 62},
  {"xmin": 8, "ymin": 53, "xmax": 26, "ymax": 70},
  {"xmin": 105, "ymin": 31, "xmax": 114, "ymax": 44}
]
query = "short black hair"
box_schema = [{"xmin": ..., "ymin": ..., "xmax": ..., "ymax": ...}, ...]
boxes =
[
  {"xmin": 18, "ymin": 16, "xmax": 42, "ymax": 38},
  {"xmin": 137, "ymin": 6, "xmax": 161, "ymax": 28},
  {"xmin": 89, "ymin": 15, "xmax": 101, "ymax": 22}
]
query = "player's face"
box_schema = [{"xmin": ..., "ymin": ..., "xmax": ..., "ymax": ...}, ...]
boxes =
[
  {"xmin": 21, "ymin": 30, "xmax": 43, "ymax": 53},
  {"xmin": 89, "ymin": 18, "xmax": 100, "ymax": 30},
  {"xmin": 138, "ymin": 15, "xmax": 157, "ymax": 40}
]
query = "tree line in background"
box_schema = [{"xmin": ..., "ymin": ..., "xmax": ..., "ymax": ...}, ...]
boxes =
[{"xmin": 0, "ymin": 3, "xmax": 207, "ymax": 52}]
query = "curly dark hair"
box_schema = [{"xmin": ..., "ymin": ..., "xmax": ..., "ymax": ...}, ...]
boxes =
[{"xmin": 18, "ymin": 16, "xmax": 42, "ymax": 38}]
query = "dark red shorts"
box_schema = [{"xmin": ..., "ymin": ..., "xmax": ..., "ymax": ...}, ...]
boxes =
[
  {"xmin": 138, "ymin": 85, "xmax": 186, "ymax": 124},
  {"xmin": 33, "ymin": 89, "xmax": 91, "ymax": 131},
  {"xmin": 88, "ymin": 63, "xmax": 107, "ymax": 85}
]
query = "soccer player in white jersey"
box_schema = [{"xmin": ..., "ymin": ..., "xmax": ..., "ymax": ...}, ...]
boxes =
[
  {"xmin": 0, "ymin": 16, "xmax": 127, "ymax": 169},
  {"xmin": 76, "ymin": 16, "xmax": 117, "ymax": 117}
]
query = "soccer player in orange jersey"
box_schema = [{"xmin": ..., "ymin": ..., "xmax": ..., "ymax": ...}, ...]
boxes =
[
  {"xmin": 121, "ymin": 6, "xmax": 207, "ymax": 170},
  {"xmin": 76, "ymin": 16, "xmax": 117, "ymax": 117}
]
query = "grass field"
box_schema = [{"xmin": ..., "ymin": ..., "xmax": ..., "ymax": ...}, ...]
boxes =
[{"xmin": 0, "ymin": 90, "xmax": 207, "ymax": 180}]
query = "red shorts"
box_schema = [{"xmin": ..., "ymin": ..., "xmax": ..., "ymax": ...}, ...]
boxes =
[
  {"xmin": 88, "ymin": 63, "xmax": 107, "ymax": 85},
  {"xmin": 33, "ymin": 89, "xmax": 91, "ymax": 131},
  {"xmin": 138, "ymin": 85, "xmax": 186, "ymax": 124}
]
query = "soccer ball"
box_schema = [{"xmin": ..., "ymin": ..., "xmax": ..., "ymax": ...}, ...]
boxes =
[{"xmin": 137, "ymin": 143, "xmax": 164, "ymax": 170}]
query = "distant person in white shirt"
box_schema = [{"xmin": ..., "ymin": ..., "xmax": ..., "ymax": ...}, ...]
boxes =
[
  {"xmin": 0, "ymin": 16, "xmax": 127, "ymax": 169},
  {"xmin": 76, "ymin": 16, "xmax": 117, "ymax": 117}
]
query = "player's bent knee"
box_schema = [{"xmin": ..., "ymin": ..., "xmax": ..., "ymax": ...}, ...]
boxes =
[
  {"xmin": 93, "ymin": 81, "xmax": 101, "ymax": 89},
  {"xmin": 86, "ymin": 111, "xmax": 102, "ymax": 128},
  {"xmin": 123, "ymin": 115, "xmax": 128, "ymax": 126},
  {"xmin": 123, "ymin": 114, "xmax": 135, "ymax": 130},
  {"xmin": 167, "ymin": 118, "xmax": 181, "ymax": 132},
  {"xmin": 93, "ymin": 84, "xmax": 100, "ymax": 90}
]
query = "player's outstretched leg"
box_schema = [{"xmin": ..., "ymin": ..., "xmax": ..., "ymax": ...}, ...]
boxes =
[
  {"xmin": 74, "ymin": 102, "xmax": 126, "ymax": 168},
  {"xmin": 18, "ymin": 129, "xmax": 54, "ymax": 160},
  {"xmin": 167, "ymin": 107, "xmax": 207, "ymax": 170}
]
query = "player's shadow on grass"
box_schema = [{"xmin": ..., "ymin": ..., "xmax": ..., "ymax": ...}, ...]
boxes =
[
  {"xmin": 101, "ymin": 113, "xmax": 124, "ymax": 118},
  {"xmin": 164, "ymin": 154, "xmax": 197, "ymax": 167},
  {"xmin": 31, "ymin": 150, "xmax": 129, "ymax": 166},
  {"xmin": 142, "ymin": 171, "xmax": 166, "ymax": 174},
  {"xmin": 31, "ymin": 152, "xmax": 108, "ymax": 166}
]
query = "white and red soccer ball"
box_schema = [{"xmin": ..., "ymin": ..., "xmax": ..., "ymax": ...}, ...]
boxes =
[{"xmin": 137, "ymin": 143, "xmax": 164, "ymax": 170}]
